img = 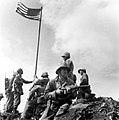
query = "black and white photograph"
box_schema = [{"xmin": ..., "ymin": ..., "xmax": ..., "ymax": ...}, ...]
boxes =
[{"xmin": 0, "ymin": 0, "xmax": 119, "ymax": 119}]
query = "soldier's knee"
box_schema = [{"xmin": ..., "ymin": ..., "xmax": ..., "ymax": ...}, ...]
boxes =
[{"xmin": 55, "ymin": 103, "xmax": 70, "ymax": 117}]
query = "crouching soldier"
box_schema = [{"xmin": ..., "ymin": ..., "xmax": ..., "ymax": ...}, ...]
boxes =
[
  {"xmin": 21, "ymin": 72, "xmax": 49, "ymax": 120},
  {"xmin": 39, "ymin": 63, "xmax": 77, "ymax": 120}
]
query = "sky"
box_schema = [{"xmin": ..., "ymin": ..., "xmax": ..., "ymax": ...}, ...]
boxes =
[{"xmin": 0, "ymin": 0, "xmax": 119, "ymax": 112}]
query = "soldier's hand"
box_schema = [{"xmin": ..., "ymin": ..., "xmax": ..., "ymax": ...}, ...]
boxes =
[
  {"xmin": 65, "ymin": 86, "xmax": 71, "ymax": 92},
  {"xmin": 55, "ymin": 89, "xmax": 63, "ymax": 95},
  {"xmin": 33, "ymin": 75, "xmax": 38, "ymax": 79}
]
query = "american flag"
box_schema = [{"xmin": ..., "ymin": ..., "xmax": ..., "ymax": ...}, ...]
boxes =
[{"xmin": 16, "ymin": 2, "xmax": 42, "ymax": 20}]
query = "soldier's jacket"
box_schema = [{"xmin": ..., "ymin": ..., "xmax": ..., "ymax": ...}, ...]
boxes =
[
  {"xmin": 29, "ymin": 77, "xmax": 49, "ymax": 92},
  {"xmin": 44, "ymin": 76, "xmax": 77, "ymax": 100},
  {"xmin": 13, "ymin": 74, "xmax": 32, "ymax": 95},
  {"xmin": 28, "ymin": 85, "xmax": 46, "ymax": 101},
  {"xmin": 80, "ymin": 73, "xmax": 89, "ymax": 85},
  {"xmin": 61, "ymin": 59, "xmax": 74, "ymax": 72}
]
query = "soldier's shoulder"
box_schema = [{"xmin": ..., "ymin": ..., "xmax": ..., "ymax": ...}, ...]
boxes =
[
  {"xmin": 82, "ymin": 73, "xmax": 88, "ymax": 78},
  {"xmin": 34, "ymin": 79, "xmax": 41, "ymax": 84},
  {"xmin": 49, "ymin": 77, "xmax": 57, "ymax": 83},
  {"xmin": 66, "ymin": 59, "xmax": 73, "ymax": 64},
  {"xmin": 14, "ymin": 74, "xmax": 21, "ymax": 79}
]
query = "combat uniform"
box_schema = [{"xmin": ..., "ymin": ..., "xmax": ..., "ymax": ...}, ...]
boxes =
[
  {"xmin": 4, "ymin": 74, "xmax": 16, "ymax": 113},
  {"xmin": 77, "ymin": 69, "xmax": 91, "ymax": 99},
  {"xmin": 21, "ymin": 76, "xmax": 49, "ymax": 119},
  {"xmin": 61, "ymin": 52, "xmax": 74, "ymax": 79},
  {"xmin": 40, "ymin": 64, "xmax": 77, "ymax": 120},
  {"xmin": 13, "ymin": 74, "xmax": 32, "ymax": 114}
]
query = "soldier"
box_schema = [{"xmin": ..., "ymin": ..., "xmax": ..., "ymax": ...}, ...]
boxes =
[
  {"xmin": 12, "ymin": 68, "xmax": 33, "ymax": 114},
  {"xmin": 77, "ymin": 68, "xmax": 91, "ymax": 99},
  {"xmin": 35, "ymin": 72, "xmax": 49, "ymax": 87},
  {"xmin": 4, "ymin": 72, "xmax": 17, "ymax": 113},
  {"xmin": 39, "ymin": 63, "xmax": 77, "ymax": 120},
  {"xmin": 21, "ymin": 72, "xmax": 49, "ymax": 120},
  {"xmin": 61, "ymin": 52, "xmax": 74, "ymax": 79}
]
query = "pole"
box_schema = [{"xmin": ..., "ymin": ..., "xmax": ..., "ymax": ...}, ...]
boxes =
[{"xmin": 34, "ymin": 7, "xmax": 43, "ymax": 77}]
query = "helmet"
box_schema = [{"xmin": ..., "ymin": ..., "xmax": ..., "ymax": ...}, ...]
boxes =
[
  {"xmin": 17, "ymin": 68, "xmax": 23, "ymax": 74},
  {"xmin": 61, "ymin": 52, "xmax": 70, "ymax": 58},
  {"xmin": 56, "ymin": 62, "xmax": 71, "ymax": 74},
  {"xmin": 41, "ymin": 72, "xmax": 49, "ymax": 77},
  {"xmin": 78, "ymin": 68, "xmax": 86, "ymax": 73}
]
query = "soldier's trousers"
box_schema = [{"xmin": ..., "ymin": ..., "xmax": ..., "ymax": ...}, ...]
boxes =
[
  {"xmin": 4, "ymin": 92, "xmax": 14, "ymax": 113},
  {"xmin": 13, "ymin": 92, "xmax": 21, "ymax": 110},
  {"xmin": 40, "ymin": 99, "xmax": 71, "ymax": 120}
]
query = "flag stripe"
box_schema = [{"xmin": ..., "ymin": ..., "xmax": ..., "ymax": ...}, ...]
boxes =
[
  {"xmin": 18, "ymin": 2, "xmax": 28, "ymax": 10},
  {"xmin": 17, "ymin": 7, "xmax": 27, "ymax": 15}
]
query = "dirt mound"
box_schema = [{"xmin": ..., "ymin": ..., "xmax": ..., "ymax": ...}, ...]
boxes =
[
  {"xmin": 55, "ymin": 97, "xmax": 119, "ymax": 120},
  {"xmin": 0, "ymin": 97, "xmax": 119, "ymax": 120}
]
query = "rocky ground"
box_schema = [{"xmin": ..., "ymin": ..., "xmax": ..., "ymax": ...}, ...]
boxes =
[
  {"xmin": 56, "ymin": 97, "xmax": 119, "ymax": 120},
  {"xmin": 0, "ymin": 97, "xmax": 119, "ymax": 120}
]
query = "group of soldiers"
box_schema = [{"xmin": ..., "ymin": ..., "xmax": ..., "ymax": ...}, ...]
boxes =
[{"xmin": 4, "ymin": 52, "xmax": 94, "ymax": 120}]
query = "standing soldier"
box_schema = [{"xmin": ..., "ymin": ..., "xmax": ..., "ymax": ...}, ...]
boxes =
[
  {"xmin": 77, "ymin": 68, "xmax": 91, "ymax": 99},
  {"xmin": 12, "ymin": 68, "xmax": 33, "ymax": 114},
  {"xmin": 40, "ymin": 63, "xmax": 77, "ymax": 120},
  {"xmin": 4, "ymin": 72, "xmax": 17, "ymax": 113},
  {"xmin": 61, "ymin": 52, "xmax": 74, "ymax": 79},
  {"xmin": 21, "ymin": 72, "xmax": 49, "ymax": 120}
]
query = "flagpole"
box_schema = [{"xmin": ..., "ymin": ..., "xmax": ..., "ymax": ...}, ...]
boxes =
[{"xmin": 34, "ymin": 7, "xmax": 43, "ymax": 77}]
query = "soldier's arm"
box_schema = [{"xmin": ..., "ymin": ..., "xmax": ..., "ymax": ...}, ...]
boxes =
[
  {"xmin": 70, "ymin": 61, "xmax": 74, "ymax": 72},
  {"xmin": 14, "ymin": 76, "xmax": 23, "ymax": 84},
  {"xmin": 22, "ymin": 79, "xmax": 33, "ymax": 84},
  {"xmin": 44, "ymin": 80, "xmax": 56, "ymax": 99}
]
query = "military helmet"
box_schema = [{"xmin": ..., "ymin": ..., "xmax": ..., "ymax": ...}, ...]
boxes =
[
  {"xmin": 17, "ymin": 68, "xmax": 23, "ymax": 74},
  {"xmin": 61, "ymin": 52, "xmax": 70, "ymax": 58},
  {"xmin": 56, "ymin": 62, "xmax": 71, "ymax": 74},
  {"xmin": 41, "ymin": 72, "xmax": 49, "ymax": 77},
  {"xmin": 78, "ymin": 68, "xmax": 86, "ymax": 73}
]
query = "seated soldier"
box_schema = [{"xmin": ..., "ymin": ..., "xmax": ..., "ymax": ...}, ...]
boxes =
[
  {"xmin": 77, "ymin": 68, "xmax": 92, "ymax": 100},
  {"xmin": 21, "ymin": 73, "xmax": 49, "ymax": 120},
  {"xmin": 39, "ymin": 63, "xmax": 77, "ymax": 120},
  {"xmin": 61, "ymin": 52, "xmax": 74, "ymax": 79}
]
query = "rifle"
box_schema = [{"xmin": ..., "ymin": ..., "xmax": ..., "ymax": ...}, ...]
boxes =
[{"xmin": 56, "ymin": 85, "xmax": 90, "ymax": 100}]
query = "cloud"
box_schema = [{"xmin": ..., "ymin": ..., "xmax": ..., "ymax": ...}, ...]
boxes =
[{"xmin": 40, "ymin": 0, "xmax": 119, "ymax": 99}]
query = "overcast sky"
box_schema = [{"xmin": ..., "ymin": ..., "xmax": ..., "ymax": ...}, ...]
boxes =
[{"xmin": 0, "ymin": 0, "xmax": 119, "ymax": 112}]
